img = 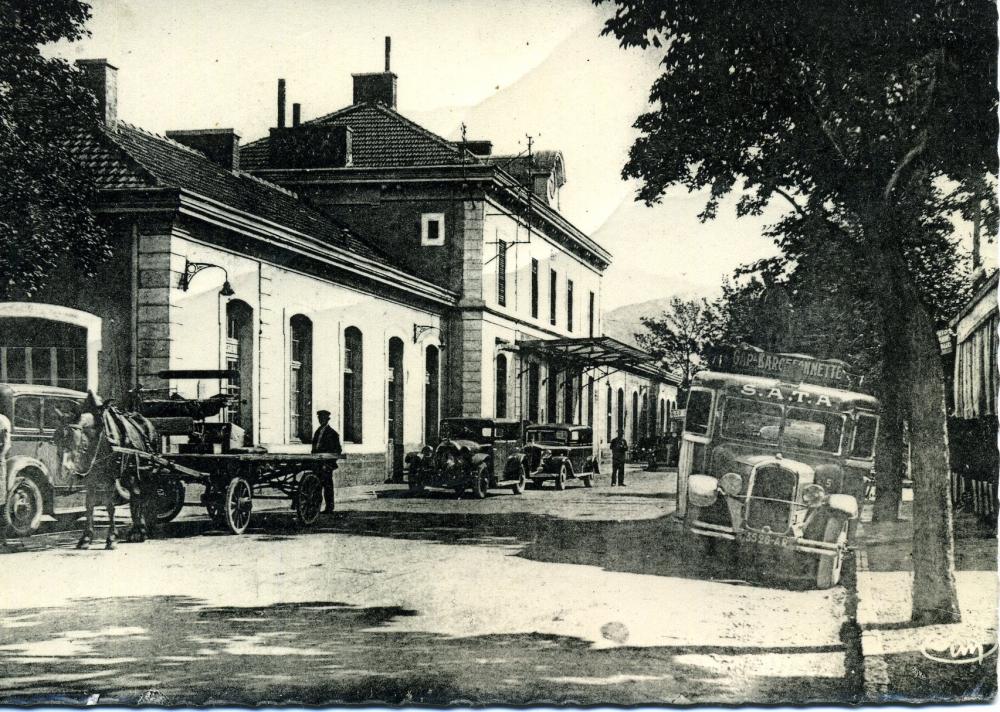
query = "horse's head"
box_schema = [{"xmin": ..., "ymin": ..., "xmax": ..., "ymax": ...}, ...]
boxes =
[{"xmin": 54, "ymin": 391, "xmax": 103, "ymax": 477}]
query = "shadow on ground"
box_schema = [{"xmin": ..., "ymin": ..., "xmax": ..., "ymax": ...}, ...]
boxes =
[{"xmin": 0, "ymin": 595, "xmax": 857, "ymax": 706}]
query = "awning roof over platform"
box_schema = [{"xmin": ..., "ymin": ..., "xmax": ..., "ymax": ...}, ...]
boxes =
[{"xmin": 510, "ymin": 337, "xmax": 681, "ymax": 384}]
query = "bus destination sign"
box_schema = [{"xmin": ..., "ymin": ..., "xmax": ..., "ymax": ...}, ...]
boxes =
[{"xmin": 706, "ymin": 344, "xmax": 856, "ymax": 389}]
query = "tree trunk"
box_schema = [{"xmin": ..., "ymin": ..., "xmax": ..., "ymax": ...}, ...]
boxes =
[
  {"xmin": 872, "ymin": 389, "xmax": 905, "ymax": 522},
  {"xmin": 872, "ymin": 227, "xmax": 960, "ymax": 624},
  {"xmin": 902, "ymin": 292, "xmax": 961, "ymax": 625}
]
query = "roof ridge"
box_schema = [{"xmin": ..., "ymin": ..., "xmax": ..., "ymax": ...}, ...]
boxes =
[
  {"xmin": 119, "ymin": 121, "xmax": 214, "ymax": 161},
  {"xmin": 96, "ymin": 124, "xmax": 161, "ymax": 187},
  {"xmin": 366, "ymin": 103, "xmax": 476, "ymax": 161},
  {"xmin": 305, "ymin": 102, "xmax": 366, "ymax": 126},
  {"xmin": 235, "ymin": 170, "xmax": 298, "ymax": 198}
]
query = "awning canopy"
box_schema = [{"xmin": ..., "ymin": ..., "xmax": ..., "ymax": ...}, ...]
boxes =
[{"xmin": 510, "ymin": 336, "xmax": 680, "ymax": 384}]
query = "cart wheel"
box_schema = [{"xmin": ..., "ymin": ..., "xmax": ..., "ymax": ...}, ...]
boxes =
[
  {"xmin": 295, "ymin": 472, "xmax": 323, "ymax": 527},
  {"xmin": 154, "ymin": 478, "xmax": 185, "ymax": 524},
  {"xmin": 511, "ymin": 468, "xmax": 527, "ymax": 495},
  {"xmin": 224, "ymin": 477, "xmax": 253, "ymax": 535},
  {"xmin": 555, "ymin": 464, "xmax": 569, "ymax": 491},
  {"xmin": 3, "ymin": 477, "xmax": 43, "ymax": 537}
]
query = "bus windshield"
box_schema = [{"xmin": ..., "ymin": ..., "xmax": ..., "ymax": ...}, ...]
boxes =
[{"xmin": 720, "ymin": 398, "xmax": 846, "ymax": 453}]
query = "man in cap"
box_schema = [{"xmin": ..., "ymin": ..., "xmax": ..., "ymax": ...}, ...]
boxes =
[
  {"xmin": 311, "ymin": 410, "xmax": 342, "ymax": 513},
  {"xmin": 610, "ymin": 428, "xmax": 629, "ymax": 486}
]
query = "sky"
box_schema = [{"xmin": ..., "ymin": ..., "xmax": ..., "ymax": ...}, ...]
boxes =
[{"xmin": 50, "ymin": 0, "xmax": 987, "ymax": 310}]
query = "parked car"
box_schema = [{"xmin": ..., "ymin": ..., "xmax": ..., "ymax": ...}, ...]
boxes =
[
  {"xmin": 1, "ymin": 383, "xmax": 88, "ymax": 535},
  {"xmin": 505, "ymin": 424, "xmax": 600, "ymax": 490},
  {"xmin": 405, "ymin": 418, "xmax": 526, "ymax": 498}
]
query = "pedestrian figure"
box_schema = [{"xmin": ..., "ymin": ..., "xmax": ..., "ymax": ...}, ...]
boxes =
[
  {"xmin": 0, "ymin": 412, "xmax": 10, "ymax": 547},
  {"xmin": 311, "ymin": 410, "xmax": 342, "ymax": 513},
  {"xmin": 610, "ymin": 429, "xmax": 628, "ymax": 486}
]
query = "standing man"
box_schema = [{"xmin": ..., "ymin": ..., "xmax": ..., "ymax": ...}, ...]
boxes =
[
  {"xmin": 610, "ymin": 428, "xmax": 628, "ymax": 487},
  {"xmin": 311, "ymin": 410, "xmax": 342, "ymax": 513}
]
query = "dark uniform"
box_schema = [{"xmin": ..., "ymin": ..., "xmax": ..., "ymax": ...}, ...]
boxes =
[
  {"xmin": 610, "ymin": 432, "xmax": 628, "ymax": 486},
  {"xmin": 311, "ymin": 410, "xmax": 342, "ymax": 513}
]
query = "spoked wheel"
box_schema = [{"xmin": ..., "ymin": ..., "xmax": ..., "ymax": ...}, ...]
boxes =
[
  {"xmin": 295, "ymin": 472, "xmax": 323, "ymax": 527},
  {"xmin": 153, "ymin": 478, "xmax": 185, "ymax": 524},
  {"xmin": 816, "ymin": 515, "xmax": 849, "ymax": 589},
  {"xmin": 224, "ymin": 477, "xmax": 253, "ymax": 535},
  {"xmin": 472, "ymin": 465, "xmax": 490, "ymax": 499},
  {"xmin": 555, "ymin": 464, "xmax": 569, "ymax": 491},
  {"xmin": 511, "ymin": 468, "xmax": 527, "ymax": 495},
  {"xmin": 3, "ymin": 477, "xmax": 44, "ymax": 537}
]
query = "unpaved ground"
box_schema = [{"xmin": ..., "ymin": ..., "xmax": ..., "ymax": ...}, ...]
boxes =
[{"xmin": 0, "ymin": 469, "xmax": 858, "ymax": 705}]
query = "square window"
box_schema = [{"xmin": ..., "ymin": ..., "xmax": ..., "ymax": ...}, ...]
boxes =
[{"xmin": 421, "ymin": 213, "xmax": 446, "ymax": 246}]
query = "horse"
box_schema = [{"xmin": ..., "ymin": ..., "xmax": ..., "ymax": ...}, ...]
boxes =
[{"xmin": 54, "ymin": 392, "xmax": 160, "ymax": 550}]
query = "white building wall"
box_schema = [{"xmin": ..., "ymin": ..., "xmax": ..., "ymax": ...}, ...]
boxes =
[
  {"xmin": 481, "ymin": 200, "xmax": 603, "ymax": 338},
  {"xmin": 167, "ymin": 233, "xmax": 442, "ymax": 456}
]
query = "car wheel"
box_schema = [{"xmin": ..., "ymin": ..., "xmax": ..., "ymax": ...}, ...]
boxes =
[
  {"xmin": 555, "ymin": 463, "xmax": 568, "ymax": 491},
  {"xmin": 3, "ymin": 477, "xmax": 44, "ymax": 537},
  {"xmin": 511, "ymin": 468, "xmax": 527, "ymax": 495},
  {"xmin": 816, "ymin": 514, "xmax": 849, "ymax": 589},
  {"xmin": 472, "ymin": 465, "xmax": 489, "ymax": 499}
]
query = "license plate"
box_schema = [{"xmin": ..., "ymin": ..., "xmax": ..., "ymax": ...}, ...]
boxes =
[{"xmin": 739, "ymin": 530, "xmax": 795, "ymax": 549}]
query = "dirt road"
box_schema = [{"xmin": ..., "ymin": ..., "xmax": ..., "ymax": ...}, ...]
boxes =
[{"xmin": 0, "ymin": 469, "xmax": 859, "ymax": 705}]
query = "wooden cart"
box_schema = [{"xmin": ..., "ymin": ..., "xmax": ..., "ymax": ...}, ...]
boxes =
[{"xmin": 117, "ymin": 447, "xmax": 338, "ymax": 535}]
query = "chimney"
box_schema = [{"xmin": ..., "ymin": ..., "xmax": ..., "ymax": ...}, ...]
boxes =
[
  {"xmin": 166, "ymin": 129, "xmax": 241, "ymax": 171},
  {"xmin": 277, "ymin": 78, "xmax": 286, "ymax": 128},
  {"xmin": 352, "ymin": 36, "xmax": 397, "ymax": 108},
  {"xmin": 75, "ymin": 59, "xmax": 118, "ymax": 129},
  {"xmin": 292, "ymin": 102, "xmax": 301, "ymax": 127},
  {"xmin": 465, "ymin": 140, "xmax": 492, "ymax": 157}
]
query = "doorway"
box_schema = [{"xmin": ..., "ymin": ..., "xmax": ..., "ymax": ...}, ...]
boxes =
[{"xmin": 387, "ymin": 337, "xmax": 405, "ymax": 479}]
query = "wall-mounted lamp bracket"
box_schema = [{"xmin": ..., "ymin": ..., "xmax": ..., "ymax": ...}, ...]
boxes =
[{"xmin": 179, "ymin": 259, "xmax": 235, "ymax": 296}]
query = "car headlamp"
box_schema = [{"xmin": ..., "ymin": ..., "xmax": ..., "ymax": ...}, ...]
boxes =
[
  {"xmin": 719, "ymin": 472, "xmax": 743, "ymax": 496},
  {"xmin": 802, "ymin": 483, "xmax": 826, "ymax": 507},
  {"xmin": 541, "ymin": 449, "xmax": 552, "ymax": 459}
]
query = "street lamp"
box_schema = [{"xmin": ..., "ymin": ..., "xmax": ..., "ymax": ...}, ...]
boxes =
[{"xmin": 178, "ymin": 259, "xmax": 236, "ymax": 296}]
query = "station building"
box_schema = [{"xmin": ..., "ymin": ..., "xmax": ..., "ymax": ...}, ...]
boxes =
[{"xmin": 2, "ymin": 53, "xmax": 678, "ymax": 485}]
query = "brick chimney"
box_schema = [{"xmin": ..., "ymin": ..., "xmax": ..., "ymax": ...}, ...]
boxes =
[
  {"xmin": 166, "ymin": 129, "xmax": 241, "ymax": 171},
  {"xmin": 352, "ymin": 36, "xmax": 397, "ymax": 108},
  {"xmin": 75, "ymin": 59, "xmax": 118, "ymax": 129}
]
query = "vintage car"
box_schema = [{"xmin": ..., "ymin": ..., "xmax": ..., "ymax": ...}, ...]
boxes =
[
  {"xmin": 678, "ymin": 367, "xmax": 880, "ymax": 589},
  {"xmin": 1, "ymin": 383, "xmax": 89, "ymax": 534},
  {"xmin": 405, "ymin": 417, "xmax": 526, "ymax": 498},
  {"xmin": 0, "ymin": 383, "xmax": 187, "ymax": 536},
  {"xmin": 505, "ymin": 424, "xmax": 599, "ymax": 489}
]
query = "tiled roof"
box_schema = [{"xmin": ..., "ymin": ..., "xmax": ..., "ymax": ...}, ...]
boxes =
[
  {"xmin": 68, "ymin": 123, "xmax": 394, "ymax": 266},
  {"xmin": 241, "ymin": 102, "xmax": 476, "ymax": 169}
]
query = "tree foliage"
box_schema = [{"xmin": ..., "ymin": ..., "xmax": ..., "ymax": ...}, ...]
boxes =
[
  {"xmin": 0, "ymin": 0, "xmax": 111, "ymax": 300},
  {"xmin": 597, "ymin": 0, "xmax": 998, "ymax": 624},
  {"xmin": 635, "ymin": 296, "xmax": 721, "ymax": 391}
]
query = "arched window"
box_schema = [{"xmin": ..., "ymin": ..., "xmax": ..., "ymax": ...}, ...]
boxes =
[
  {"xmin": 289, "ymin": 315, "xmax": 312, "ymax": 443},
  {"xmin": 631, "ymin": 391, "xmax": 639, "ymax": 442},
  {"xmin": 527, "ymin": 362, "xmax": 540, "ymax": 423},
  {"xmin": 587, "ymin": 376, "xmax": 595, "ymax": 427},
  {"xmin": 606, "ymin": 383, "xmax": 612, "ymax": 440},
  {"xmin": 495, "ymin": 354, "xmax": 508, "ymax": 418},
  {"xmin": 616, "ymin": 387, "xmax": 625, "ymax": 435},
  {"xmin": 343, "ymin": 326, "xmax": 363, "ymax": 442},
  {"xmin": 226, "ymin": 300, "xmax": 254, "ymax": 441},
  {"xmin": 563, "ymin": 369, "xmax": 576, "ymax": 424},
  {"xmin": 425, "ymin": 345, "xmax": 439, "ymax": 443},
  {"xmin": 659, "ymin": 397, "xmax": 665, "ymax": 434},
  {"xmin": 640, "ymin": 392, "xmax": 648, "ymax": 438},
  {"xmin": 546, "ymin": 367, "xmax": 558, "ymax": 423},
  {"xmin": 387, "ymin": 337, "xmax": 405, "ymax": 476}
]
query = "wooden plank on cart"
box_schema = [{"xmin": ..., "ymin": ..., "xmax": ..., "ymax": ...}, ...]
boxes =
[{"xmin": 109, "ymin": 445, "xmax": 205, "ymax": 478}]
